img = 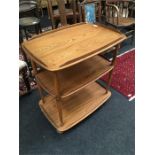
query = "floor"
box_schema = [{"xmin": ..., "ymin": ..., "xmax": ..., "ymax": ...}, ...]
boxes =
[
  {"xmin": 20, "ymin": 11, "xmax": 135, "ymax": 155},
  {"xmin": 20, "ymin": 83, "xmax": 135, "ymax": 155}
]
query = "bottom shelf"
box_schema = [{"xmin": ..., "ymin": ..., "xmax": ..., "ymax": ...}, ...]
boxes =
[{"xmin": 39, "ymin": 82, "xmax": 111, "ymax": 133}]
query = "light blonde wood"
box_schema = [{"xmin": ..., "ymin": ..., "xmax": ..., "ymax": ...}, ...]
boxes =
[
  {"xmin": 36, "ymin": 55, "xmax": 113, "ymax": 98},
  {"xmin": 22, "ymin": 23, "xmax": 126, "ymax": 71},
  {"xmin": 39, "ymin": 82, "xmax": 111, "ymax": 132},
  {"xmin": 55, "ymin": 97, "xmax": 63, "ymax": 125},
  {"xmin": 21, "ymin": 22, "xmax": 126, "ymax": 133},
  {"xmin": 53, "ymin": 71, "xmax": 64, "ymax": 125}
]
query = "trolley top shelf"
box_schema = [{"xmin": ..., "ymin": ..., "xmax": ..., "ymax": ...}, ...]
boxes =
[{"xmin": 22, "ymin": 23, "xmax": 126, "ymax": 71}]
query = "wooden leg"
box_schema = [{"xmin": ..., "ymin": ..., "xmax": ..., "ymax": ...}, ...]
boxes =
[
  {"xmin": 106, "ymin": 44, "xmax": 120, "ymax": 93},
  {"xmin": 56, "ymin": 129, "xmax": 64, "ymax": 134},
  {"xmin": 54, "ymin": 72, "xmax": 64, "ymax": 126},
  {"xmin": 47, "ymin": 6, "xmax": 51, "ymax": 19},
  {"xmin": 19, "ymin": 29, "xmax": 24, "ymax": 43},
  {"xmin": 30, "ymin": 60, "xmax": 38, "ymax": 75},
  {"xmin": 111, "ymin": 44, "xmax": 120, "ymax": 66},
  {"xmin": 40, "ymin": 7, "xmax": 44, "ymax": 17},
  {"xmin": 78, "ymin": 2, "xmax": 82, "ymax": 22},
  {"xmin": 105, "ymin": 69, "xmax": 114, "ymax": 93},
  {"xmin": 24, "ymin": 27, "xmax": 28, "ymax": 40},
  {"xmin": 20, "ymin": 47, "xmax": 28, "ymax": 64},
  {"xmin": 39, "ymin": 23, "xmax": 42, "ymax": 33},
  {"xmin": 35, "ymin": 24, "xmax": 39, "ymax": 34},
  {"xmin": 30, "ymin": 59, "xmax": 45, "ymax": 103},
  {"xmin": 55, "ymin": 97, "xmax": 63, "ymax": 126},
  {"xmin": 37, "ymin": 82, "xmax": 45, "ymax": 103}
]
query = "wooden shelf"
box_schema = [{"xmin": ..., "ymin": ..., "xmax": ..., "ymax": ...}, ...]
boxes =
[
  {"xmin": 39, "ymin": 82, "xmax": 111, "ymax": 132},
  {"xmin": 21, "ymin": 23, "xmax": 125, "ymax": 133},
  {"xmin": 36, "ymin": 55, "xmax": 113, "ymax": 98},
  {"xmin": 22, "ymin": 23, "xmax": 126, "ymax": 71}
]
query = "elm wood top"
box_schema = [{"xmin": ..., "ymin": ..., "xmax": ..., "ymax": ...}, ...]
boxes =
[
  {"xmin": 36, "ymin": 55, "xmax": 113, "ymax": 98},
  {"xmin": 22, "ymin": 23, "xmax": 126, "ymax": 71},
  {"xmin": 39, "ymin": 82, "xmax": 111, "ymax": 132}
]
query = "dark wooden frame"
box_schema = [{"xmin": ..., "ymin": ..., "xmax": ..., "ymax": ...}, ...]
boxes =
[
  {"xmin": 79, "ymin": 0, "xmax": 102, "ymax": 23},
  {"xmin": 47, "ymin": 0, "xmax": 80, "ymax": 29},
  {"xmin": 106, "ymin": 0, "xmax": 134, "ymax": 25},
  {"xmin": 105, "ymin": 0, "xmax": 135, "ymax": 41}
]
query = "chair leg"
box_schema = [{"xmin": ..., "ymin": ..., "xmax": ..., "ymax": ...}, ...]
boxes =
[
  {"xmin": 35, "ymin": 24, "xmax": 39, "ymax": 34},
  {"xmin": 35, "ymin": 24, "xmax": 42, "ymax": 34},
  {"xmin": 41, "ymin": 8, "xmax": 44, "ymax": 17},
  {"xmin": 24, "ymin": 27, "xmax": 28, "ymax": 40},
  {"xmin": 39, "ymin": 23, "xmax": 42, "ymax": 33}
]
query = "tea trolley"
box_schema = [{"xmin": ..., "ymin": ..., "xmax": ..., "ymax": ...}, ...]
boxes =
[{"xmin": 22, "ymin": 23, "xmax": 126, "ymax": 133}]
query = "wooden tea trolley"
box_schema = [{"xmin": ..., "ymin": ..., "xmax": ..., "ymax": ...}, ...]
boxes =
[{"xmin": 22, "ymin": 23, "xmax": 126, "ymax": 133}]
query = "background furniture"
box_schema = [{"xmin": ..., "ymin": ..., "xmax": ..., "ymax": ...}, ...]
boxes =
[
  {"xmin": 19, "ymin": 60, "xmax": 31, "ymax": 95},
  {"xmin": 79, "ymin": 0, "xmax": 102, "ymax": 23},
  {"xmin": 19, "ymin": 17, "xmax": 42, "ymax": 39},
  {"xmin": 19, "ymin": 0, "xmax": 38, "ymax": 16},
  {"xmin": 19, "ymin": 0, "xmax": 42, "ymax": 40},
  {"xmin": 22, "ymin": 23, "xmax": 126, "ymax": 133},
  {"xmin": 79, "ymin": 0, "xmax": 116, "ymax": 58},
  {"xmin": 105, "ymin": 0, "xmax": 135, "ymax": 41},
  {"xmin": 47, "ymin": 0, "xmax": 80, "ymax": 29}
]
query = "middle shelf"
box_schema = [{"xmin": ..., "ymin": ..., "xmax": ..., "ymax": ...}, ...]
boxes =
[{"xmin": 36, "ymin": 55, "xmax": 113, "ymax": 98}]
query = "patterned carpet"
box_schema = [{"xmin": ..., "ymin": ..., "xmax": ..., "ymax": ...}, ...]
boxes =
[{"xmin": 100, "ymin": 49, "xmax": 135, "ymax": 101}]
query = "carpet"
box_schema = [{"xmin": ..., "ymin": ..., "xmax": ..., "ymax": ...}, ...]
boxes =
[
  {"xmin": 20, "ymin": 88, "xmax": 135, "ymax": 155},
  {"xmin": 100, "ymin": 49, "xmax": 135, "ymax": 101}
]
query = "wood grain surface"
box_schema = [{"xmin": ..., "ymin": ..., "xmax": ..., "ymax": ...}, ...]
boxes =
[
  {"xmin": 36, "ymin": 55, "xmax": 113, "ymax": 98},
  {"xmin": 22, "ymin": 23, "xmax": 126, "ymax": 71},
  {"xmin": 39, "ymin": 82, "xmax": 111, "ymax": 132}
]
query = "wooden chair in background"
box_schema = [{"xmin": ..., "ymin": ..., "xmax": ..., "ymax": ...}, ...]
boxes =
[
  {"xmin": 79, "ymin": 0, "xmax": 102, "ymax": 23},
  {"xmin": 105, "ymin": 0, "xmax": 135, "ymax": 41},
  {"xmin": 79, "ymin": 0, "xmax": 122, "ymax": 58},
  {"xmin": 47, "ymin": 0, "xmax": 81, "ymax": 29}
]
